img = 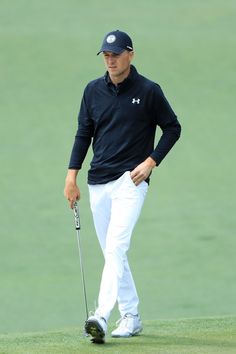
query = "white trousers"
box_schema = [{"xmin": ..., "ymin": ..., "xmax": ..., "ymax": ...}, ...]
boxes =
[{"xmin": 88, "ymin": 171, "xmax": 148, "ymax": 321}]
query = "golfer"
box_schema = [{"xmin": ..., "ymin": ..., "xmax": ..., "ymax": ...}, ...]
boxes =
[{"xmin": 64, "ymin": 30, "xmax": 181, "ymax": 343}]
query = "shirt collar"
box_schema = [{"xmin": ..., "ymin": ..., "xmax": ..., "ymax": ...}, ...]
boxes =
[{"xmin": 104, "ymin": 65, "xmax": 138, "ymax": 90}]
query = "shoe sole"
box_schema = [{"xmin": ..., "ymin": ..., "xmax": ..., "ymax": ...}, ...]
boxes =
[
  {"xmin": 85, "ymin": 319, "xmax": 105, "ymax": 344},
  {"xmin": 111, "ymin": 327, "xmax": 143, "ymax": 338}
]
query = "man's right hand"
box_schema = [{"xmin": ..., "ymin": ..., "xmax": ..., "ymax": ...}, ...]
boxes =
[{"xmin": 64, "ymin": 170, "xmax": 80, "ymax": 208}]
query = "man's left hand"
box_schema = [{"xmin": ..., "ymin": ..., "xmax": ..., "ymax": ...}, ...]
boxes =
[{"xmin": 130, "ymin": 157, "xmax": 156, "ymax": 186}]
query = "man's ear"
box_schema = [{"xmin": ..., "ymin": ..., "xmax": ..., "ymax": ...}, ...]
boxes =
[{"xmin": 129, "ymin": 51, "xmax": 134, "ymax": 61}]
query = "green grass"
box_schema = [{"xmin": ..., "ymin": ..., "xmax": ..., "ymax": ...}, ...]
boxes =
[
  {"xmin": 0, "ymin": 0, "xmax": 236, "ymax": 335},
  {"xmin": 1, "ymin": 316, "xmax": 236, "ymax": 354}
]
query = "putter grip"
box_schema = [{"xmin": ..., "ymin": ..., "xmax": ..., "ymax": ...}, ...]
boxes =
[{"xmin": 73, "ymin": 201, "xmax": 81, "ymax": 230}]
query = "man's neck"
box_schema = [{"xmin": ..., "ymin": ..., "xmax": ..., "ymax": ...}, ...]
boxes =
[{"xmin": 109, "ymin": 67, "xmax": 131, "ymax": 86}]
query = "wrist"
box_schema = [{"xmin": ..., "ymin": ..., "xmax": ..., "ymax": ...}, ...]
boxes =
[
  {"xmin": 65, "ymin": 169, "xmax": 79, "ymax": 184},
  {"xmin": 146, "ymin": 157, "xmax": 156, "ymax": 168}
]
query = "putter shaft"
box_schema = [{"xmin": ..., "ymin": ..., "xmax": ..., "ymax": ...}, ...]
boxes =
[{"xmin": 73, "ymin": 202, "xmax": 89, "ymax": 321}]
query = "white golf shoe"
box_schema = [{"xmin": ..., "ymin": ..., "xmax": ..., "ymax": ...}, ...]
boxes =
[
  {"xmin": 85, "ymin": 313, "xmax": 107, "ymax": 344},
  {"xmin": 111, "ymin": 313, "xmax": 143, "ymax": 338}
]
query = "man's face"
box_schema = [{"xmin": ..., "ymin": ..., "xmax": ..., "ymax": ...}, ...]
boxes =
[{"xmin": 103, "ymin": 50, "xmax": 134, "ymax": 82}]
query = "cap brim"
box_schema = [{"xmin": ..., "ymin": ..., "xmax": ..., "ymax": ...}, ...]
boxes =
[{"xmin": 97, "ymin": 46, "xmax": 125, "ymax": 55}]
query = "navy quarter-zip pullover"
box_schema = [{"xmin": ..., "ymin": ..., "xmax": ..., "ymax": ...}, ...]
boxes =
[{"xmin": 69, "ymin": 65, "xmax": 181, "ymax": 184}]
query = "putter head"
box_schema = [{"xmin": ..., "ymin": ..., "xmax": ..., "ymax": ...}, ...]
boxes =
[{"xmin": 83, "ymin": 328, "xmax": 90, "ymax": 337}]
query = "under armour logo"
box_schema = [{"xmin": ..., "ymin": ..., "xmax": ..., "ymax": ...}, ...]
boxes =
[{"xmin": 132, "ymin": 98, "xmax": 140, "ymax": 104}]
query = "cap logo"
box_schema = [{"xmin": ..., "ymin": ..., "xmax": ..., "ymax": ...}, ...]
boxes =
[{"xmin": 106, "ymin": 34, "xmax": 116, "ymax": 43}]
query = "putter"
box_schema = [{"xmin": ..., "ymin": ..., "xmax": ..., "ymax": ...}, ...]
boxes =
[{"xmin": 73, "ymin": 201, "xmax": 89, "ymax": 334}]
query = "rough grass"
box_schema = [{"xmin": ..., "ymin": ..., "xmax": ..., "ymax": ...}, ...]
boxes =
[{"xmin": 0, "ymin": 316, "xmax": 236, "ymax": 354}]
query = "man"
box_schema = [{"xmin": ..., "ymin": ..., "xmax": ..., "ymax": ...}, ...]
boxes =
[{"xmin": 64, "ymin": 30, "xmax": 181, "ymax": 343}]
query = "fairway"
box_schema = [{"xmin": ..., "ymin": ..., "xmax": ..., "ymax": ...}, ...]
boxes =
[
  {"xmin": 0, "ymin": 0, "xmax": 236, "ymax": 343},
  {"xmin": 0, "ymin": 316, "xmax": 236, "ymax": 354}
]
